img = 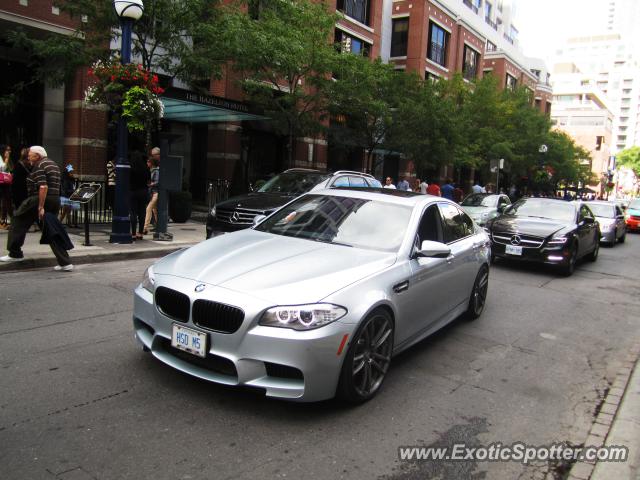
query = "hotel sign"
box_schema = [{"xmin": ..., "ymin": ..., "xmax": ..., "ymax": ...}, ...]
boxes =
[{"xmin": 164, "ymin": 88, "xmax": 251, "ymax": 114}]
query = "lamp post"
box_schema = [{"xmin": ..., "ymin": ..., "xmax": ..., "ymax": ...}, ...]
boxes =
[{"xmin": 109, "ymin": 0, "xmax": 144, "ymax": 244}]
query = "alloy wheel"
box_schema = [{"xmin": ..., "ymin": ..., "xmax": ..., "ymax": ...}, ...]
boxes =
[{"xmin": 351, "ymin": 313, "xmax": 394, "ymax": 399}]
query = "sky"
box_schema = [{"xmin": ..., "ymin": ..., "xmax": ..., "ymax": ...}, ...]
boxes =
[{"xmin": 516, "ymin": 0, "xmax": 608, "ymax": 63}]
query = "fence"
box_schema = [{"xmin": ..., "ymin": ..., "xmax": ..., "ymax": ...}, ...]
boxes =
[
  {"xmin": 67, "ymin": 180, "xmax": 113, "ymax": 225},
  {"xmin": 207, "ymin": 179, "xmax": 231, "ymax": 211}
]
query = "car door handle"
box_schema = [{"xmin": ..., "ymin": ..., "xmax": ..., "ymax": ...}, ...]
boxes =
[
  {"xmin": 446, "ymin": 254, "xmax": 455, "ymax": 264},
  {"xmin": 393, "ymin": 280, "xmax": 409, "ymax": 293}
]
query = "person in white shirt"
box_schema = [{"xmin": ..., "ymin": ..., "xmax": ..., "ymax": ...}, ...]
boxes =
[
  {"xmin": 383, "ymin": 177, "xmax": 396, "ymax": 189},
  {"xmin": 472, "ymin": 182, "xmax": 486, "ymax": 194}
]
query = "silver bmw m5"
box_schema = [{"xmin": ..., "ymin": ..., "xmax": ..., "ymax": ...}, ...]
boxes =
[{"xmin": 133, "ymin": 188, "xmax": 491, "ymax": 402}]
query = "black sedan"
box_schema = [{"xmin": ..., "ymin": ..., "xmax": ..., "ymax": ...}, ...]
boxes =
[{"xmin": 485, "ymin": 198, "xmax": 600, "ymax": 276}]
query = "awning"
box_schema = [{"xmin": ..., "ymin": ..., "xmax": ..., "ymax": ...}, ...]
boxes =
[{"xmin": 161, "ymin": 88, "xmax": 267, "ymax": 123}]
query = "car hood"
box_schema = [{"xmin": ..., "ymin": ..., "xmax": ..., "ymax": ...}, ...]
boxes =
[
  {"xmin": 154, "ymin": 229, "xmax": 396, "ymax": 304},
  {"xmin": 490, "ymin": 215, "xmax": 570, "ymax": 238},
  {"xmin": 216, "ymin": 192, "xmax": 296, "ymax": 212}
]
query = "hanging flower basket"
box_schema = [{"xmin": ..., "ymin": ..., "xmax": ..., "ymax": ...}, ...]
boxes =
[{"xmin": 85, "ymin": 59, "xmax": 165, "ymax": 133}]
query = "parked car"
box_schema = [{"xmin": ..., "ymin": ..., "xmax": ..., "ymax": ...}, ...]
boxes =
[
  {"xmin": 485, "ymin": 197, "xmax": 600, "ymax": 276},
  {"xmin": 626, "ymin": 199, "xmax": 640, "ymax": 232},
  {"xmin": 584, "ymin": 201, "xmax": 626, "ymax": 245},
  {"xmin": 205, "ymin": 169, "xmax": 382, "ymax": 238},
  {"xmin": 460, "ymin": 193, "xmax": 511, "ymax": 226},
  {"xmin": 134, "ymin": 188, "xmax": 491, "ymax": 402}
]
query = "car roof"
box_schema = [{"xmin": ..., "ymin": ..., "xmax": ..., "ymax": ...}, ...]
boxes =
[
  {"xmin": 312, "ymin": 186, "xmax": 453, "ymax": 207},
  {"xmin": 330, "ymin": 170, "xmax": 375, "ymax": 178},
  {"xmin": 584, "ymin": 200, "xmax": 616, "ymax": 206}
]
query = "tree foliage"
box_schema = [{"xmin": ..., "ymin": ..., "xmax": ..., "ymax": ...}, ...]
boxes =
[{"xmin": 617, "ymin": 146, "xmax": 640, "ymax": 176}]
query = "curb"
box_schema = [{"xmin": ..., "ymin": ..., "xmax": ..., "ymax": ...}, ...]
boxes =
[
  {"xmin": 567, "ymin": 341, "xmax": 640, "ymax": 480},
  {"xmin": 0, "ymin": 245, "xmax": 191, "ymax": 272}
]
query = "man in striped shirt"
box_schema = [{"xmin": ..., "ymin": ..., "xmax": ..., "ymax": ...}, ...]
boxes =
[{"xmin": 1, "ymin": 146, "xmax": 72, "ymax": 269}]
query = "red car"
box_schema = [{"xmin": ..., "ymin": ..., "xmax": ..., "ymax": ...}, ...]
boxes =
[{"xmin": 626, "ymin": 199, "xmax": 640, "ymax": 232}]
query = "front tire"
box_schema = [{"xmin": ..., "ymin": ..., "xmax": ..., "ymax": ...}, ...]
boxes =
[
  {"xmin": 619, "ymin": 232, "xmax": 626, "ymax": 243},
  {"xmin": 466, "ymin": 266, "xmax": 489, "ymax": 320},
  {"xmin": 588, "ymin": 238, "xmax": 599, "ymax": 262},
  {"xmin": 561, "ymin": 243, "xmax": 578, "ymax": 276},
  {"xmin": 337, "ymin": 309, "xmax": 394, "ymax": 403}
]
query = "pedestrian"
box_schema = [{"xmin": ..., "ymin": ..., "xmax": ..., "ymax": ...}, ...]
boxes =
[
  {"xmin": 106, "ymin": 157, "xmax": 116, "ymax": 211},
  {"xmin": 413, "ymin": 178, "xmax": 422, "ymax": 192},
  {"xmin": 59, "ymin": 164, "xmax": 77, "ymax": 226},
  {"xmin": 441, "ymin": 178, "xmax": 454, "ymax": 200},
  {"xmin": 0, "ymin": 144, "xmax": 13, "ymax": 229},
  {"xmin": 472, "ymin": 181, "xmax": 486, "ymax": 194},
  {"xmin": 1, "ymin": 146, "xmax": 74, "ymax": 270},
  {"xmin": 453, "ymin": 183, "xmax": 464, "ymax": 203},
  {"xmin": 427, "ymin": 179, "xmax": 441, "ymax": 196},
  {"xmin": 419, "ymin": 178, "xmax": 428, "ymax": 194},
  {"xmin": 397, "ymin": 176, "xmax": 410, "ymax": 191},
  {"xmin": 130, "ymin": 152, "xmax": 150, "ymax": 240},
  {"xmin": 143, "ymin": 155, "xmax": 160, "ymax": 234},
  {"xmin": 11, "ymin": 147, "xmax": 31, "ymax": 213},
  {"xmin": 150, "ymin": 146, "xmax": 161, "ymax": 164},
  {"xmin": 383, "ymin": 177, "xmax": 396, "ymax": 189}
]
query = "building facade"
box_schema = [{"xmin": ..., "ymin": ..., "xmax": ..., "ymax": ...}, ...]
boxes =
[
  {"xmin": 550, "ymin": 63, "xmax": 614, "ymax": 196},
  {"xmin": 1, "ymin": 0, "xmax": 551, "ymax": 200}
]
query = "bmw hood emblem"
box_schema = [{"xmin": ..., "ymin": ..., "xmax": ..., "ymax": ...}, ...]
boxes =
[{"xmin": 195, "ymin": 283, "xmax": 206, "ymax": 292}]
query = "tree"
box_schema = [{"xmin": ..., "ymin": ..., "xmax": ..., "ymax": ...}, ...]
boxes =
[
  {"xmin": 387, "ymin": 75, "xmax": 462, "ymax": 175},
  {"xmin": 2, "ymin": 0, "xmax": 227, "ymax": 111},
  {"xmin": 617, "ymin": 146, "xmax": 640, "ymax": 176},
  {"xmin": 221, "ymin": 0, "xmax": 339, "ymax": 167},
  {"xmin": 329, "ymin": 56, "xmax": 416, "ymax": 171}
]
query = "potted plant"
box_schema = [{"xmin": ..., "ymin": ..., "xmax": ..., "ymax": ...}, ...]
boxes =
[{"xmin": 169, "ymin": 190, "xmax": 192, "ymax": 223}]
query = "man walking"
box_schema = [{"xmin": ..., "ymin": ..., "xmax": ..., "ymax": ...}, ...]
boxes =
[
  {"xmin": 1, "ymin": 146, "xmax": 73, "ymax": 270},
  {"xmin": 441, "ymin": 178, "xmax": 454, "ymax": 200}
]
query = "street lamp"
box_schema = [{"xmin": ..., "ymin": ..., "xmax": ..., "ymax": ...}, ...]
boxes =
[{"xmin": 109, "ymin": 0, "xmax": 144, "ymax": 244}]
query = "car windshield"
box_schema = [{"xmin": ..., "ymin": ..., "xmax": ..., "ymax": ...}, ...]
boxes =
[
  {"xmin": 258, "ymin": 172, "xmax": 329, "ymax": 195},
  {"xmin": 504, "ymin": 198, "xmax": 576, "ymax": 222},
  {"xmin": 586, "ymin": 203, "xmax": 615, "ymax": 218},
  {"xmin": 255, "ymin": 194, "xmax": 412, "ymax": 252},
  {"xmin": 629, "ymin": 199, "xmax": 640, "ymax": 210},
  {"xmin": 461, "ymin": 194, "xmax": 498, "ymax": 207}
]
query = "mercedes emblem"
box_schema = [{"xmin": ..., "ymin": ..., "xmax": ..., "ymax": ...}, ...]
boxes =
[
  {"xmin": 510, "ymin": 235, "xmax": 522, "ymax": 246},
  {"xmin": 230, "ymin": 211, "xmax": 240, "ymax": 223}
]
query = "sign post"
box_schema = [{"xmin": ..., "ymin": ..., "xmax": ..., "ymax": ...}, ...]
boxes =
[{"xmin": 69, "ymin": 183, "xmax": 102, "ymax": 246}]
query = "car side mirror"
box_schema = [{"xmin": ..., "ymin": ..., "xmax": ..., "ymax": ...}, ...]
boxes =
[
  {"xmin": 252, "ymin": 214, "xmax": 267, "ymax": 226},
  {"xmin": 617, "ymin": 215, "xmax": 625, "ymax": 220},
  {"xmin": 416, "ymin": 240, "xmax": 451, "ymax": 259},
  {"xmin": 497, "ymin": 204, "xmax": 507, "ymax": 213},
  {"xmin": 582, "ymin": 216, "xmax": 595, "ymax": 224}
]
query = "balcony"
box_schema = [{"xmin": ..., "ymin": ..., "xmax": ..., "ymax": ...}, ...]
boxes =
[{"xmin": 485, "ymin": 16, "xmax": 498, "ymax": 30}]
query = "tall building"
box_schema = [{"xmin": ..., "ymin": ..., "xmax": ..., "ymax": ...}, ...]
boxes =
[{"xmin": 550, "ymin": 63, "xmax": 614, "ymax": 196}]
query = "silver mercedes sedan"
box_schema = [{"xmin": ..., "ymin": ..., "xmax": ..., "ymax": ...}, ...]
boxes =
[{"xmin": 133, "ymin": 188, "xmax": 491, "ymax": 402}]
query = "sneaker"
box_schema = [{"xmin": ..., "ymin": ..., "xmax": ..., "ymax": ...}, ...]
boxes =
[
  {"xmin": 0, "ymin": 255, "xmax": 24, "ymax": 262},
  {"xmin": 54, "ymin": 264, "xmax": 74, "ymax": 271}
]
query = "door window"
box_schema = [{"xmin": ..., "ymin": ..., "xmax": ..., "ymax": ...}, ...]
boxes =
[
  {"xmin": 348, "ymin": 176, "xmax": 368, "ymax": 187},
  {"xmin": 416, "ymin": 205, "xmax": 444, "ymax": 248},
  {"xmin": 439, "ymin": 203, "xmax": 474, "ymax": 243}
]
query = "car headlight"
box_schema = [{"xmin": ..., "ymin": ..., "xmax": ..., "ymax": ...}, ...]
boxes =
[
  {"xmin": 141, "ymin": 265, "xmax": 156, "ymax": 293},
  {"xmin": 210, "ymin": 205, "xmax": 216, "ymax": 217},
  {"xmin": 259, "ymin": 304, "xmax": 347, "ymax": 330},
  {"xmin": 548, "ymin": 235, "xmax": 569, "ymax": 246}
]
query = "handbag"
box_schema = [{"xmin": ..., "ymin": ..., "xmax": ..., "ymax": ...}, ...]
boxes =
[{"xmin": 0, "ymin": 172, "xmax": 12, "ymax": 185}]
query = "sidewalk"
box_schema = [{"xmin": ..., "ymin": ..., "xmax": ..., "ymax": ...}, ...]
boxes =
[
  {"xmin": 0, "ymin": 220, "xmax": 206, "ymax": 271},
  {"xmin": 569, "ymin": 340, "xmax": 640, "ymax": 480}
]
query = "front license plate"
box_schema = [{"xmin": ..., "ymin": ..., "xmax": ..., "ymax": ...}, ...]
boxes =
[
  {"xmin": 505, "ymin": 245, "xmax": 523, "ymax": 256},
  {"xmin": 171, "ymin": 324, "xmax": 207, "ymax": 358}
]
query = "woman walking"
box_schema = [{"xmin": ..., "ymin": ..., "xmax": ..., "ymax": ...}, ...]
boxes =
[{"xmin": 143, "ymin": 156, "xmax": 159, "ymax": 234}]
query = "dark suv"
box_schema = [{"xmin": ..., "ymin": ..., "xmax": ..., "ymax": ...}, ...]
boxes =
[{"xmin": 206, "ymin": 169, "xmax": 382, "ymax": 238}]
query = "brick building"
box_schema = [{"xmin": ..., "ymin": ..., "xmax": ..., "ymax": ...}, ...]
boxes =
[{"xmin": 0, "ymin": 0, "xmax": 552, "ymax": 200}]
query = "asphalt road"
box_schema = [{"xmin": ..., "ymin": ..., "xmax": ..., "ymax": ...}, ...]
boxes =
[{"xmin": 1, "ymin": 234, "xmax": 639, "ymax": 480}]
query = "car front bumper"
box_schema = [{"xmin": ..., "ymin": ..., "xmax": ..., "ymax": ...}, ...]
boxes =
[
  {"xmin": 133, "ymin": 278, "xmax": 356, "ymax": 402},
  {"xmin": 626, "ymin": 217, "xmax": 640, "ymax": 231},
  {"xmin": 491, "ymin": 241, "xmax": 571, "ymax": 266},
  {"xmin": 600, "ymin": 229, "xmax": 617, "ymax": 243}
]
